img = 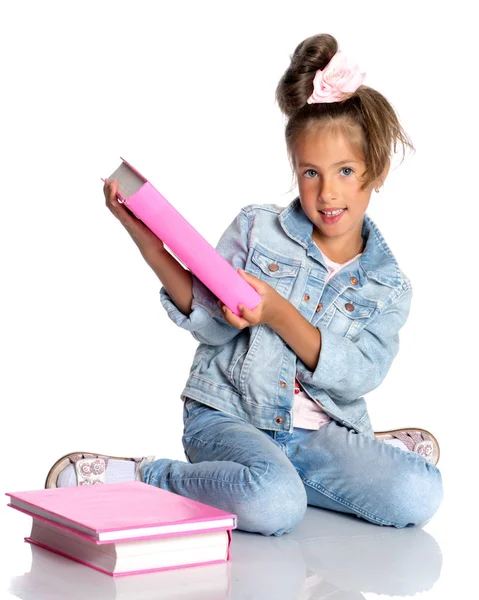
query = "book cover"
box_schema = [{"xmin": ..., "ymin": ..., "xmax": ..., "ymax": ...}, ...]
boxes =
[
  {"xmin": 104, "ymin": 157, "xmax": 262, "ymax": 317},
  {"xmin": 6, "ymin": 481, "xmax": 237, "ymax": 543}
]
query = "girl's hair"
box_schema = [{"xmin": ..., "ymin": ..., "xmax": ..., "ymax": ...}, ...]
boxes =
[{"xmin": 275, "ymin": 33, "xmax": 415, "ymax": 191}]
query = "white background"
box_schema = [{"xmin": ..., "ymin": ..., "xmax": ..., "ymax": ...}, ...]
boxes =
[{"xmin": 1, "ymin": 1, "xmax": 477, "ymax": 598}]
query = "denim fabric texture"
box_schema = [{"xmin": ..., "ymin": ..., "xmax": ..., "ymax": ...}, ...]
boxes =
[
  {"xmin": 142, "ymin": 399, "xmax": 443, "ymax": 535},
  {"xmin": 160, "ymin": 198, "xmax": 413, "ymax": 437},
  {"xmin": 150, "ymin": 198, "xmax": 443, "ymax": 533}
]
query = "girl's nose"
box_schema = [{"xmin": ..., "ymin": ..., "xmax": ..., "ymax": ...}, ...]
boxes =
[{"xmin": 319, "ymin": 179, "xmax": 337, "ymax": 202}]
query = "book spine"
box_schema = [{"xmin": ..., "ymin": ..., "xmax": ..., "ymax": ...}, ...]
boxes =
[{"xmin": 124, "ymin": 180, "xmax": 262, "ymax": 317}]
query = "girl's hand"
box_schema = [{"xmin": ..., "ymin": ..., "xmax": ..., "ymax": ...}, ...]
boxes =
[
  {"xmin": 104, "ymin": 178, "xmax": 166, "ymax": 262},
  {"xmin": 218, "ymin": 269, "xmax": 283, "ymax": 329}
]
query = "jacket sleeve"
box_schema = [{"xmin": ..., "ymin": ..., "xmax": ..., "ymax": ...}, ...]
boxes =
[
  {"xmin": 296, "ymin": 286, "xmax": 413, "ymax": 401},
  {"xmin": 159, "ymin": 208, "xmax": 251, "ymax": 346}
]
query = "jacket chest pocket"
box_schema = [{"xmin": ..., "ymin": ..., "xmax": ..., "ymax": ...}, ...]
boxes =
[
  {"xmin": 327, "ymin": 294, "xmax": 378, "ymax": 340},
  {"xmin": 249, "ymin": 248, "xmax": 300, "ymax": 297}
]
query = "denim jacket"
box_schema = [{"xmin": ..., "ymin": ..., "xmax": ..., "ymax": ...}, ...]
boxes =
[{"xmin": 160, "ymin": 197, "xmax": 412, "ymax": 437}]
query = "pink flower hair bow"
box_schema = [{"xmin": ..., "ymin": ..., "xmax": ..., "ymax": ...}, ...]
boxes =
[{"xmin": 307, "ymin": 51, "xmax": 366, "ymax": 104}]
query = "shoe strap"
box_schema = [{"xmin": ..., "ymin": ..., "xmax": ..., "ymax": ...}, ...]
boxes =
[
  {"xmin": 392, "ymin": 431, "xmax": 425, "ymax": 450},
  {"xmin": 392, "ymin": 431, "xmax": 435, "ymax": 462},
  {"xmin": 75, "ymin": 457, "xmax": 107, "ymax": 485}
]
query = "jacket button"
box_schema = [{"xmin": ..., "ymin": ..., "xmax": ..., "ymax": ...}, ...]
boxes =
[
  {"xmin": 345, "ymin": 303, "xmax": 355, "ymax": 312},
  {"xmin": 350, "ymin": 276, "xmax": 358, "ymax": 285},
  {"xmin": 280, "ymin": 381, "xmax": 287, "ymax": 388},
  {"xmin": 304, "ymin": 294, "xmax": 310, "ymax": 302},
  {"xmin": 275, "ymin": 416, "xmax": 284, "ymax": 424},
  {"xmin": 268, "ymin": 263, "xmax": 279, "ymax": 272},
  {"xmin": 316, "ymin": 303, "xmax": 323, "ymax": 312}
]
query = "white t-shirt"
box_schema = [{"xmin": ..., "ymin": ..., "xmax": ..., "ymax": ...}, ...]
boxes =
[{"xmin": 293, "ymin": 248, "xmax": 362, "ymax": 430}]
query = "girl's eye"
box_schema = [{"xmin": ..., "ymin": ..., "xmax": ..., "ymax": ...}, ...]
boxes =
[{"xmin": 303, "ymin": 167, "xmax": 353, "ymax": 178}]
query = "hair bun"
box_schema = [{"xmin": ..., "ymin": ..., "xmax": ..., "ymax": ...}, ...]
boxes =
[{"xmin": 276, "ymin": 34, "xmax": 339, "ymax": 117}]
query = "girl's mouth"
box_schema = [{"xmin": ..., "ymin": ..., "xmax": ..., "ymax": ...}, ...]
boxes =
[{"xmin": 319, "ymin": 208, "xmax": 346, "ymax": 224}]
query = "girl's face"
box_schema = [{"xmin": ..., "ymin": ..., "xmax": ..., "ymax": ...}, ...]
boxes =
[{"xmin": 294, "ymin": 125, "xmax": 378, "ymax": 253}]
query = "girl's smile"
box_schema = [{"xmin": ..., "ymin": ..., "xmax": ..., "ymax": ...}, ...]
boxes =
[{"xmin": 318, "ymin": 207, "xmax": 347, "ymax": 225}]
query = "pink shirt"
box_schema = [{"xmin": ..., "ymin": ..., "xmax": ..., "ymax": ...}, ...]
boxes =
[{"xmin": 293, "ymin": 249, "xmax": 362, "ymax": 430}]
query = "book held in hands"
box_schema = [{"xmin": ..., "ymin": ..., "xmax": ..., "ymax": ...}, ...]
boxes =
[
  {"xmin": 6, "ymin": 481, "xmax": 236, "ymax": 577},
  {"xmin": 104, "ymin": 157, "xmax": 262, "ymax": 317}
]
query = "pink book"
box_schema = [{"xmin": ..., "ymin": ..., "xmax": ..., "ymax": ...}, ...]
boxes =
[
  {"xmin": 103, "ymin": 157, "xmax": 262, "ymax": 317},
  {"xmin": 6, "ymin": 481, "xmax": 236, "ymax": 577}
]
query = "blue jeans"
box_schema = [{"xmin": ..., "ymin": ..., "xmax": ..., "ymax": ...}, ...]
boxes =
[{"xmin": 142, "ymin": 399, "xmax": 443, "ymax": 536}]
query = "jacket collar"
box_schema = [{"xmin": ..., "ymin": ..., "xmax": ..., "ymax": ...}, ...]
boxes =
[{"xmin": 278, "ymin": 197, "xmax": 403, "ymax": 288}]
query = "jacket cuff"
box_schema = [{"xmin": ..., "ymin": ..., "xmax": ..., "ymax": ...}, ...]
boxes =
[
  {"xmin": 159, "ymin": 276, "xmax": 219, "ymax": 332},
  {"xmin": 159, "ymin": 275, "xmax": 241, "ymax": 346}
]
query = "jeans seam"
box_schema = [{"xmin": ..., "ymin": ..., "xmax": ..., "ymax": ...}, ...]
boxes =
[{"xmin": 297, "ymin": 468, "xmax": 402, "ymax": 527}]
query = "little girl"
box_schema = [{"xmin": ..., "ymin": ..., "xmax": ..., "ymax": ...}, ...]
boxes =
[{"xmin": 46, "ymin": 33, "xmax": 443, "ymax": 534}]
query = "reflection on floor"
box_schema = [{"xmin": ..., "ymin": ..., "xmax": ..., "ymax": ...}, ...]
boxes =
[{"xmin": 9, "ymin": 505, "xmax": 441, "ymax": 600}]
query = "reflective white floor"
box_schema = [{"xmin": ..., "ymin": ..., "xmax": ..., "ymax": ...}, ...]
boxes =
[{"xmin": 3, "ymin": 488, "xmax": 474, "ymax": 600}]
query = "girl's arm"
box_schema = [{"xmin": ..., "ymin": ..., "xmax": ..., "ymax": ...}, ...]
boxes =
[
  {"xmin": 105, "ymin": 177, "xmax": 194, "ymax": 315},
  {"xmin": 222, "ymin": 270, "xmax": 323, "ymax": 370},
  {"xmin": 269, "ymin": 298, "xmax": 322, "ymax": 371},
  {"xmin": 146, "ymin": 250, "xmax": 193, "ymax": 316}
]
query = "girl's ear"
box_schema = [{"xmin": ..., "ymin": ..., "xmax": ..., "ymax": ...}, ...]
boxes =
[{"xmin": 376, "ymin": 158, "xmax": 391, "ymax": 189}]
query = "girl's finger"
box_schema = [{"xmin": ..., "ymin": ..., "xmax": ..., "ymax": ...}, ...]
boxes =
[
  {"xmin": 104, "ymin": 178, "xmax": 116, "ymax": 199},
  {"xmin": 108, "ymin": 179, "xmax": 118, "ymax": 205},
  {"xmin": 220, "ymin": 303, "xmax": 248, "ymax": 329},
  {"xmin": 239, "ymin": 304, "xmax": 254, "ymax": 321},
  {"xmin": 103, "ymin": 179, "xmax": 111, "ymax": 204},
  {"xmin": 106, "ymin": 180, "xmax": 128, "ymax": 218},
  {"xmin": 104, "ymin": 178, "xmax": 114, "ymax": 206},
  {"xmin": 105, "ymin": 181, "xmax": 134, "ymax": 225}
]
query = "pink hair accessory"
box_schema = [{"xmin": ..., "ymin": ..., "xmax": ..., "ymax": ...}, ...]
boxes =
[{"xmin": 307, "ymin": 50, "xmax": 366, "ymax": 104}]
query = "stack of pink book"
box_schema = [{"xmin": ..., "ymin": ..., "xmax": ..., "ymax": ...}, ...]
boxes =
[{"xmin": 6, "ymin": 481, "xmax": 237, "ymax": 577}]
